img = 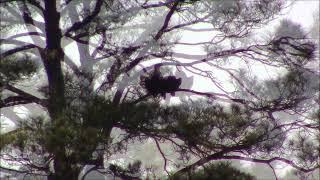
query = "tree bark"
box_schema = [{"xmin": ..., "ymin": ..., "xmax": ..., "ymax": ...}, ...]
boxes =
[
  {"xmin": 42, "ymin": 1, "xmax": 81, "ymax": 179},
  {"xmin": 42, "ymin": 0, "xmax": 65, "ymax": 119}
]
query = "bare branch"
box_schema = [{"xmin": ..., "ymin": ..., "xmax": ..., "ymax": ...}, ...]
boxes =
[
  {"xmin": 1, "ymin": 84, "xmax": 47, "ymax": 108},
  {"xmin": 64, "ymin": 0, "xmax": 104, "ymax": 36},
  {"xmin": 6, "ymin": 32, "xmax": 44, "ymax": 40},
  {"xmin": 173, "ymin": 144, "xmax": 251, "ymax": 176},
  {"xmin": 219, "ymin": 156, "xmax": 319, "ymax": 174},
  {"xmin": 153, "ymin": 138, "xmax": 170, "ymax": 176},
  {"xmin": 154, "ymin": 1, "xmax": 179, "ymax": 40},
  {"xmin": 174, "ymin": 154, "xmax": 319, "ymax": 177},
  {"xmin": 0, "ymin": 44, "xmax": 38, "ymax": 59},
  {"xmin": 27, "ymin": 0, "xmax": 44, "ymax": 12}
]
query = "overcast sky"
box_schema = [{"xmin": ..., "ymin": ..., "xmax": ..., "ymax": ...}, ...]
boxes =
[{"xmin": 0, "ymin": 1, "xmax": 319, "ymax": 179}]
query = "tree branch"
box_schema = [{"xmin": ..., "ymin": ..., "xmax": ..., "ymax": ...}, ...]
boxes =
[
  {"xmin": 154, "ymin": 1, "xmax": 179, "ymax": 40},
  {"xmin": 219, "ymin": 156, "xmax": 319, "ymax": 173},
  {"xmin": 112, "ymin": 3, "xmax": 180, "ymax": 105},
  {"xmin": 64, "ymin": 0, "xmax": 103, "ymax": 36},
  {"xmin": 5, "ymin": 32, "xmax": 44, "ymax": 40},
  {"xmin": 27, "ymin": 0, "xmax": 44, "ymax": 12},
  {"xmin": 173, "ymin": 144, "xmax": 251, "ymax": 176},
  {"xmin": 0, "ymin": 44, "xmax": 38, "ymax": 59},
  {"xmin": 173, "ymin": 154, "xmax": 319, "ymax": 177},
  {"xmin": 154, "ymin": 138, "xmax": 170, "ymax": 175},
  {"xmin": 1, "ymin": 84, "xmax": 47, "ymax": 108}
]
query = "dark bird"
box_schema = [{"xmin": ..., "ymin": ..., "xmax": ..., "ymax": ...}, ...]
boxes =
[{"xmin": 144, "ymin": 73, "xmax": 182, "ymax": 98}]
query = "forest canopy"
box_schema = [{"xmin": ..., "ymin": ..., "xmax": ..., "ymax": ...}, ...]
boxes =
[{"xmin": 0, "ymin": 0, "xmax": 319, "ymax": 179}]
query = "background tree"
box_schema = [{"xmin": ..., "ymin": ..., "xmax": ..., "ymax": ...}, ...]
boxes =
[{"xmin": 0, "ymin": 0, "xmax": 319, "ymax": 179}]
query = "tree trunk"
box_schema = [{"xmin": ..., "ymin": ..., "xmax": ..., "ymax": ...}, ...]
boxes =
[
  {"xmin": 48, "ymin": 156, "xmax": 80, "ymax": 180},
  {"xmin": 48, "ymin": 170, "xmax": 79, "ymax": 180},
  {"xmin": 42, "ymin": 1, "xmax": 75, "ymax": 178},
  {"xmin": 42, "ymin": 0, "xmax": 65, "ymax": 119}
]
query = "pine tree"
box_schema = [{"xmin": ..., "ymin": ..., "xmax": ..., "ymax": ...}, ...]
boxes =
[{"xmin": 0, "ymin": 0, "xmax": 319, "ymax": 179}]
